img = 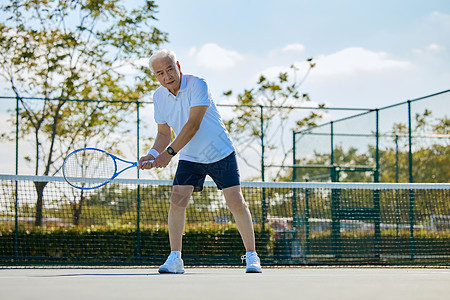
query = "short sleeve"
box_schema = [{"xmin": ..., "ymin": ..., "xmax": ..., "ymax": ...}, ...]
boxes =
[
  {"xmin": 190, "ymin": 77, "xmax": 212, "ymax": 108},
  {"xmin": 153, "ymin": 90, "xmax": 166, "ymax": 124}
]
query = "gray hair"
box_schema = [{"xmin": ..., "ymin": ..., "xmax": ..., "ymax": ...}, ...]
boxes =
[{"xmin": 149, "ymin": 49, "xmax": 177, "ymax": 73}]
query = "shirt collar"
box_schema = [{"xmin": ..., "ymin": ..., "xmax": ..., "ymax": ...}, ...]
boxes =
[
  {"xmin": 165, "ymin": 74, "xmax": 186, "ymax": 99},
  {"xmin": 178, "ymin": 74, "xmax": 187, "ymax": 93}
]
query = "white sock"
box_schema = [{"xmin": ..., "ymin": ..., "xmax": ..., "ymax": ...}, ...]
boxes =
[{"xmin": 170, "ymin": 251, "xmax": 181, "ymax": 257}]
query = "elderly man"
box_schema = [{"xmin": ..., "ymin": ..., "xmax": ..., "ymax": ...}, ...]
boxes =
[{"xmin": 138, "ymin": 49, "xmax": 262, "ymax": 274}]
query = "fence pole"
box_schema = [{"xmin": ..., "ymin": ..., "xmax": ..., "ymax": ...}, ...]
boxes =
[
  {"xmin": 408, "ymin": 100, "xmax": 413, "ymax": 183},
  {"xmin": 260, "ymin": 105, "xmax": 267, "ymax": 254},
  {"xmin": 136, "ymin": 101, "xmax": 141, "ymax": 259},
  {"xmin": 394, "ymin": 135, "xmax": 400, "ymax": 252},
  {"xmin": 395, "ymin": 135, "xmax": 399, "ymax": 183},
  {"xmin": 407, "ymin": 100, "xmax": 415, "ymax": 259},
  {"xmin": 260, "ymin": 105, "xmax": 265, "ymax": 182},
  {"xmin": 330, "ymin": 122, "xmax": 335, "ymax": 182},
  {"xmin": 330, "ymin": 121, "xmax": 334, "ymax": 166},
  {"xmin": 14, "ymin": 96, "xmax": 19, "ymax": 260},
  {"xmin": 375, "ymin": 109, "xmax": 380, "ymax": 182},
  {"xmin": 291, "ymin": 131, "xmax": 299, "ymax": 259},
  {"xmin": 292, "ymin": 131, "xmax": 296, "ymax": 182}
]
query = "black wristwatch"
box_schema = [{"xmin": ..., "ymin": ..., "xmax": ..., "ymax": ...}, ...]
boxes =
[{"xmin": 167, "ymin": 146, "xmax": 177, "ymax": 156}]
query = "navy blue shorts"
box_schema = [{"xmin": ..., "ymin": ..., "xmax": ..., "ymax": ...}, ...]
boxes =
[{"xmin": 173, "ymin": 152, "xmax": 240, "ymax": 192}]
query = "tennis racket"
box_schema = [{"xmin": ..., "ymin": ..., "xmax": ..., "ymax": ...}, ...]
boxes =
[{"xmin": 63, "ymin": 147, "xmax": 153, "ymax": 190}]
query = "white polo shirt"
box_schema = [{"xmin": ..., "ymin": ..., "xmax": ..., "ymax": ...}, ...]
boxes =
[{"xmin": 153, "ymin": 74, "xmax": 235, "ymax": 164}]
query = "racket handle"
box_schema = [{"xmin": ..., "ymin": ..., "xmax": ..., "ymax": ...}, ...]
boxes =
[{"xmin": 136, "ymin": 159, "xmax": 154, "ymax": 169}]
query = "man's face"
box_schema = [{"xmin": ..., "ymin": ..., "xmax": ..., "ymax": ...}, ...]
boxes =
[{"xmin": 152, "ymin": 56, "xmax": 182, "ymax": 95}]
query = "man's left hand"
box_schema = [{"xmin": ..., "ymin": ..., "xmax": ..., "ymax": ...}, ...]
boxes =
[{"xmin": 153, "ymin": 151, "xmax": 172, "ymax": 168}]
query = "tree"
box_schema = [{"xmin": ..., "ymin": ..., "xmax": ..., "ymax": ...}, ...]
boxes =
[
  {"xmin": 223, "ymin": 61, "xmax": 326, "ymax": 181},
  {"xmin": 289, "ymin": 146, "xmax": 375, "ymax": 182},
  {"xmin": 0, "ymin": 0, "xmax": 167, "ymax": 225},
  {"xmin": 379, "ymin": 112, "xmax": 449, "ymax": 183}
]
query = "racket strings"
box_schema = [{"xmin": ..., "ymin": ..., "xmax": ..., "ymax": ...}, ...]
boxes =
[{"xmin": 63, "ymin": 149, "xmax": 116, "ymax": 188}]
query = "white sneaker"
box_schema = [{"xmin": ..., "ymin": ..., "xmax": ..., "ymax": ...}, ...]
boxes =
[
  {"xmin": 158, "ymin": 252, "xmax": 185, "ymax": 274},
  {"xmin": 241, "ymin": 251, "xmax": 262, "ymax": 273}
]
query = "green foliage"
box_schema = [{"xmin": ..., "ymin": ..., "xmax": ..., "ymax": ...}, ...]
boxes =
[
  {"xmin": 0, "ymin": 224, "xmax": 273, "ymax": 265},
  {"xmin": 0, "ymin": 0, "xmax": 167, "ymax": 176},
  {"xmin": 378, "ymin": 143, "xmax": 450, "ymax": 183},
  {"xmin": 290, "ymin": 146, "xmax": 375, "ymax": 182},
  {"xmin": 1, "ymin": 225, "xmax": 448, "ymax": 265},
  {"xmin": 0, "ymin": 0, "xmax": 167, "ymax": 225}
]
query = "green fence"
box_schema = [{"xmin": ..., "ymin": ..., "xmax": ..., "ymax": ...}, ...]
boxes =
[
  {"xmin": 1, "ymin": 175, "xmax": 449, "ymax": 267},
  {"xmin": 0, "ymin": 95, "xmax": 369, "ymax": 182},
  {"xmin": 0, "ymin": 90, "xmax": 448, "ymax": 183},
  {"xmin": 293, "ymin": 89, "xmax": 450, "ymax": 183}
]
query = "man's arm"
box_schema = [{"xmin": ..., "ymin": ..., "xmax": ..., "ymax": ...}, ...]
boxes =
[
  {"xmin": 152, "ymin": 123, "xmax": 172, "ymax": 154},
  {"xmin": 170, "ymin": 105, "xmax": 208, "ymax": 153},
  {"xmin": 153, "ymin": 105, "xmax": 208, "ymax": 168},
  {"xmin": 138, "ymin": 123, "xmax": 172, "ymax": 169}
]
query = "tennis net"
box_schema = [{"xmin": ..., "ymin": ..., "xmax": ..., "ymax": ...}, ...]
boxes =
[{"xmin": 1, "ymin": 174, "xmax": 449, "ymax": 267}]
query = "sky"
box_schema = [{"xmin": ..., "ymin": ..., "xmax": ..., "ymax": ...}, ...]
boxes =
[
  {"xmin": 1, "ymin": 0, "xmax": 449, "ymax": 179},
  {"xmin": 152, "ymin": 0, "xmax": 450, "ymax": 109},
  {"xmin": 1, "ymin": 0, "xmax": 449, "ymax": 109}
]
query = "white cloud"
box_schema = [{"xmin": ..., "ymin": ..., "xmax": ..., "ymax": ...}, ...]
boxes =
[
  {"xmin": 427, "ymin": 43, "xmax": 445, "ymax": 52},
  {"xmin": 429, "ymin": 11, "xmax": 450, "ymax": 27},
  {"xmin": 258, "ymin": 47, "xmax": 413, "ymax": 83},
  {"xmin": 412, "ymin": 43, "xmax": 445, "ymax": 55},
  {"xmin": 188, "ymin": 43, "xmax": 245, "ymax": 71},
  {"xmin": 282, "ymin": 43, "xmax": 305, "ymax": 54},
  {"xmin": 312, "ymin": 47, "xmax": 412, "ymax": 78},
  {"xmin": 255, "ymin": 63, "xmax": 308, "ymax": 82}
]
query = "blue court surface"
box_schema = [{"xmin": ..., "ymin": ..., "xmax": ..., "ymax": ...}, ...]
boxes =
[{"xmin": 0, "ymin": 267, "xmax": 449, "ymax": 300}]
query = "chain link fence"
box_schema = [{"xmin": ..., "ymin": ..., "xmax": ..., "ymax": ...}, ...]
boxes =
[{"xmin": 294, "ymin": 90, "xmax": 449, "ymax": 183}]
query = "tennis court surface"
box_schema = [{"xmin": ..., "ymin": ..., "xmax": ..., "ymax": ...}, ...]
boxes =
[{"xmin": 1, "ymin": 267, "xmax": 449, "ymax": 300}]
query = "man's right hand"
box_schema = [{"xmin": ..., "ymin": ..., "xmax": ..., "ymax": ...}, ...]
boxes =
[{"xmin": 138, "ymin": 154, "xmax": 156, "ymax": 170}]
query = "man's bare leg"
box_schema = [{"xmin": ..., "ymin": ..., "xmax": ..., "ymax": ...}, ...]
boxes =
[
  {"xmin": 223, "ymin": 185, "xmax": 256, "ymax": 252},
  {"xmin": 168, "ymin": 185, "xmax": 194, "ymax": 251}
]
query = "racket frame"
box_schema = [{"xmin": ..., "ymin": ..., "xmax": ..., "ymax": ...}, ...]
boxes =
[{"xmin": 63, "ymin": 147, "xmax": 141, "ymax": 190}]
